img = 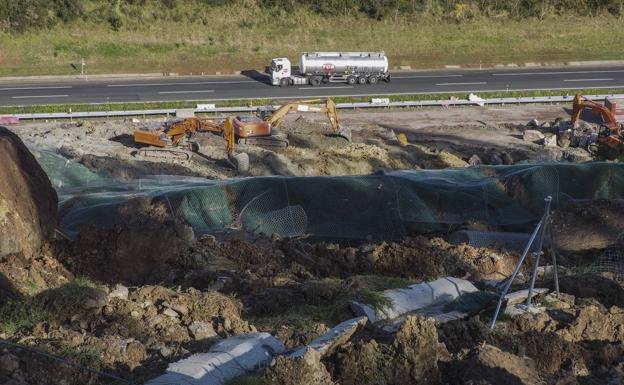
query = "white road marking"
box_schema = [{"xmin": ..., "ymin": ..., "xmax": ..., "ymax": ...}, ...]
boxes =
[
  {"xmin": 11, "ymin": 94, "xmax": 69, "ymax": 99},
  {"xmin": 436, "ymin": 82, "xmax": 487, "ymax": 86},
  {"xmin": 0, "ymin": 86, "xmax": 72, "ymax": 91},
  {"xmin": 158, "ymin": 90, "xmax": 215, "ymax": 94},
  {"xmin": 108, "ymin": 81, "xmax": 256, "ymax": 87},
  {"xmin": 393, "ymin": 75, "xmax": 463, "ymax": 79},
  {"xmin": 297, "ymin": 86, "xmax": 354, "ymax": 90},
  {"xmin": 563, "ymin": 78, "xmax": 614, "ymax": 82},
  {"xmin": 29, "ymin": 84, "xmax": 624, "ymax": 106},
  {"xmin": 493, "ymin": 70, "xmax": 624, "ymax": 76}
]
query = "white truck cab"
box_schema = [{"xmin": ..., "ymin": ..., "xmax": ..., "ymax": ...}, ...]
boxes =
[{"xmin": 270, "ymin": 58, "xmax": 292, "ymax": 86}]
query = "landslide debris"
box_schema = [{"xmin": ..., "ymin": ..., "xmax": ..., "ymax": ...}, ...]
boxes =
[
  {"xmin": 58, "ymin": 197, "xmax": 195, "ymax": 284},
  {"xmin": 330, "ymin": 316, "xmax": 440, "ymax": 385},
  {"xmin": 449, "ymin": 344, "xmax": 544, "ymax": 385},
  {"xmin": 0, "ymin": 127, "xmax": 57, "ymax": 258},
  {"xmin": 0, "ymin": 281, "xmax": 253, "ymax": 385},
  {"xmin": 551, "ymin": 199, "xmax": 624, "ymax": 253},
  {"xmin": 265, "ymin": 348, "xmax": 335, "ymax": 385}
]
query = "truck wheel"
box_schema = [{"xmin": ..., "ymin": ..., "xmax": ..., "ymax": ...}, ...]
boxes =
[
  {"xmin": 368, "ymin": 75, "xmax": 378, "ymax": 84},
  {"xmin": 279, "ymin": 78, "xmax": 289, "ymax": 87},
  {"xmin": 310, "ymin": 76, "xmax": 322, "ymax": 86},
  {"xmin": 347, "ymin": 76, "xmax": 357, "ymax": 85},
  {"xmin": 385, "ymin": 74, "xmax": 391, "ymax": 83},
  {"xmin": 357, "ymin": 76, "xmax": 367, "ymax": 85}
]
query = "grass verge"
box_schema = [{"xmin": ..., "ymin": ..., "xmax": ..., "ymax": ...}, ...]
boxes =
[
  {"xmin": 1, "ymin": 7, "xmax": 623, "ymax": 76},
  {"xmin": 3, "ymin": 88, "xmax": 622, "ymax": 116}
]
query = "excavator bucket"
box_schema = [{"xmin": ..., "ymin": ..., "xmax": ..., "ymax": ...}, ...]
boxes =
[
  {"xmin": 330, "ymin": 126, "xmax": 352, "ymax": 142},
  {"xmin": 324, "ymin": 98, "xmax": 351, "ymax": 141}
]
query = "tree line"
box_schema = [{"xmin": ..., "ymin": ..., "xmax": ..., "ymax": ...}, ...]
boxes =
[{"xmin": 1, "ymin": 0, "xmax": 622, "ymax": 32}]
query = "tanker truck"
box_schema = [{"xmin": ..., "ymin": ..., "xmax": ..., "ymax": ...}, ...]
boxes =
[{"xmin": 270, "ymin": 52, "xmax": 390, "ymax": 87}]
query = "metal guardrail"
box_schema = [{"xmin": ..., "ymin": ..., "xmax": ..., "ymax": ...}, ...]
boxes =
[{"xmin": 11, "ymin": 94, "xmax": 624, "ymax": 120}]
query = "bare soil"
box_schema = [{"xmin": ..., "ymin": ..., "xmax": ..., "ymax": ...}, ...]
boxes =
[
  {"xmin": 12, "ymin": 104, "xmax": 592, "ymax": 181},
  {"xmin": 2, "ymin": 104, "xmax": 623, "ymax": 385}
]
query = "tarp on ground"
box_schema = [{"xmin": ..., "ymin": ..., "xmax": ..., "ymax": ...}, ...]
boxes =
[{"xmin": 33, "ymin": 150, "xmax": 624, "ymax": 241}]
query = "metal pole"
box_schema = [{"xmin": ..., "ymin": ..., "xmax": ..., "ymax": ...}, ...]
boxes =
[
  {"xmin": 489, "ymin": 215, "xmax": 545, "ymax": 330},
  {"xmin": 526, "ymin": 196, "xmax": 552, "ymax": 307},
  {"xmin": 547, "ymin": 221, "xmax": 560, "ymax": 296}
]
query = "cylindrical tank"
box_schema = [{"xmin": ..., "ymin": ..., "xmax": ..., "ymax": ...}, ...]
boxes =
[{"xmin": 299, "ymin": 52, "xmax": 388, "ymax": 75}]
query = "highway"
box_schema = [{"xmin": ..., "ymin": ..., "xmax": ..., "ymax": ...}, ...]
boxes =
[{"xmin": 2, "ymin": 66, "xmax": 624, "ymax": 106}]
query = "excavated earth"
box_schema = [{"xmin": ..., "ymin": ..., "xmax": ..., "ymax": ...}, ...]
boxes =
[
  {"xmin": 12, "ymin": 104, "xmax": 595, "ymax": 180},
  {"xmin": 1, "ymin": 105, "xmax": 624, "ymax": 385}
]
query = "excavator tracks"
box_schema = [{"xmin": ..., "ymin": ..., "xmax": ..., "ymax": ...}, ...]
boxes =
[
  {"xmin": 135, "ymin": 148, "xmax": 193, "ymax": 161},
  {"xmin": 238, "ymin": 134, "xmax": 289, "ymax": 149}
]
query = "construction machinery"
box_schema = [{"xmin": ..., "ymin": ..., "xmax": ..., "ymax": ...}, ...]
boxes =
[
  {"xmin": 571, "ymin": 93, "xmax": 624, "ymax": 154},
  {"xmin": 133, "ymin": 117, "xmax": 231, "ymax": 160},
  {"xmin": 234, "ymin": 98, "xmax": 349, "ymax": 143},
  {"xmin": 133, "ymin": 98, "xmax": 347, "ymax": 171}
]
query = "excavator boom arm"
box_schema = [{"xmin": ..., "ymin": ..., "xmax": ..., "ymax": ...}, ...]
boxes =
[
  {"xmin": 265, "ymin": 98, "xmax": 341, "ymax": 133},
  {"xmin": 572, "ymin": 93, "xmax": 619, "ymax": 129}
]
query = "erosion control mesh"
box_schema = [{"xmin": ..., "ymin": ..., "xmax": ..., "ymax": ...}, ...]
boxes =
[
  {"xmin": 593, "ymin": 234, "xmax": 624, "ymax": 284},
  {"xmin": 35, "ymin": 150, "xmax": 624, "ymax": 241}
]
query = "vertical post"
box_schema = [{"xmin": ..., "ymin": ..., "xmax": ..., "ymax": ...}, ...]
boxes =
[
  {"xmin": 548, "ymin": 223, "xmax": 560, "ymax": 296},
  {"xmin": 525, "ymin": 196, "xmax": 552, "ymax": 307}
]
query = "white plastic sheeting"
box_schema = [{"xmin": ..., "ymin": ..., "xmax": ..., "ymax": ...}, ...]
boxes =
[{"xmin": 146, "ymin": 333, "xmax": 285, "ymax": 385}]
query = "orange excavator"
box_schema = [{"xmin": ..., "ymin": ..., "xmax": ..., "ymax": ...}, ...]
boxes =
[
  {"xmin": 234, "ymin": 97, "xmax": 346, "ymax": 144},
  {"xmin": 133, "ymin": 98, "xmax": 345, "ymax": 171},
  {"xmin": 571, "ymin": 93, "xmax": 624, "ymax": 154}
]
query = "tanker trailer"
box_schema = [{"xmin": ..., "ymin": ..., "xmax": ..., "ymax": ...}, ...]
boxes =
[{"xmin": 270, "ymin": 52, "xmax": 390, "ymax": 87}]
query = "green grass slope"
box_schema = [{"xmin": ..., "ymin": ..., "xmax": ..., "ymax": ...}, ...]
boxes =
[{"xmin": 0, "ymin": 1, "xmax": 623, "ymax": 76}]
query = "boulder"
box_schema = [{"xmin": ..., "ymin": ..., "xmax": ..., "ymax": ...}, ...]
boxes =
[
  {"xmin": 188, "ymin": 321, "xmax": 217, "ymax": 341},
  {"xmin": 0, "ymin": 128, "xmax": 57, "ymax": 257},
  {"xmin": 265, "ymin": 348, "xmax": 334, "ymax": 385},
  {"xmin": 542, "ymin": 134, "xmax": 557, "ymax": 147},
  {"xmin": 468, "ymin": 154, "xmax": 482, "ymax": 166},
  {"xmin": 523, "ymin": 129, "xmax": 545, "ymax": 143},
  {"xmin": 108, "ymin": 284, "xmax": 129, "ymax": 300},
  {"xmin": 557, "ymin": 131, "xmax": 572, "ymax": 148}
]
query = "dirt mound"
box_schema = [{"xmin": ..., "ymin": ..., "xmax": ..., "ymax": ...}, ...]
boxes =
[
  {"xmin": 331, "ymin": 316, "xmax": 440, "ymax": 385},
  {"xmin": 264, "ymin": 348, "xmax": 334, "ymax": 385},
  {"xmin": 4, "ymin": 282, "xmax": 253, "ymax": 384},
  {"xmin": 79, "ymin": 154, "xmax": 205, "ymax": 180},
  {"xmin": 559, "ymin": 305, "xmax": 624, "ymax": 343},
  {"xmin": 557, "ymin": 274, "xmax": 624, "ymax": 307},
  {"xmin": 290, "ymin": 237, "xmax": 518, "ymax": 281},
  {"xmin": 0, "ymin": 127, "xmax": 57, "ymax": 257},
  {"xmin": 60, "ymin": 197, "xmax": 195, "ymax": 284},
  {"xmin": 0, "ymin": 243, "xmax": 73, "ymax": 296},
  {"xmin": 450, "ymin": 344, "xmax": 543, "ymax": 385},
  {"xmin": 551, "ymin": 199, "xmax": 624, "ymax": 252}
]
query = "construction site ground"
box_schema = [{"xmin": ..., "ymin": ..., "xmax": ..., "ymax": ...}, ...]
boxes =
[
  {"xmin": 16, "ymin": 104, "xmax": 589, "ymax": 181},
  {"xmin": 2, "ymin": 103, "xmax": 624, "ymax": 385}
]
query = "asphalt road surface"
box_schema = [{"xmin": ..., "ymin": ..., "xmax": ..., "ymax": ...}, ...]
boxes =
[{"xmin": 2, "ymin": 66, "xmax": 624, "ymax": 106}]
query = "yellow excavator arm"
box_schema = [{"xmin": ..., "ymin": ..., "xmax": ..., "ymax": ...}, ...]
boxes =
[{"xmin": 266, "ymin": 98, "xmax": 340, "ymax": 133}]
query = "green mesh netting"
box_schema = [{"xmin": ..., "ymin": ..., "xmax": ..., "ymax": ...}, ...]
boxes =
[{"xmin": 35, "ymin": 149, "xmax": 624, "ymax": 241}]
